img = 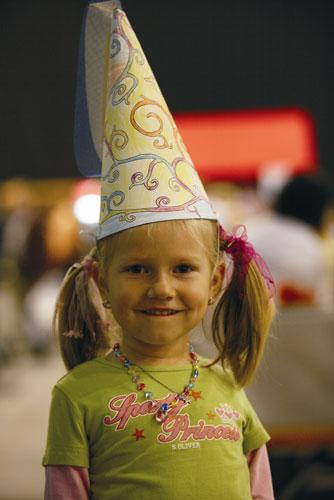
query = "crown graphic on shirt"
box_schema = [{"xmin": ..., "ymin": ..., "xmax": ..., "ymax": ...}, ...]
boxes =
[{"xmin": 214, "ymin": 403, "xmax": 240, "ymax": 426}]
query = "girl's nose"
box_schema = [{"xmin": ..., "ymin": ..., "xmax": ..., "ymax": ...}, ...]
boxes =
[{"xmin": 146, "ymin": 273, "xmax": 175, "ymax": 300}]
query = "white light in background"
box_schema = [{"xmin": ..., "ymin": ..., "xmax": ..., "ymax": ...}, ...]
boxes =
[{"xmin": 73, "ymin": 194, "xmax": 100, "ymax": 225}]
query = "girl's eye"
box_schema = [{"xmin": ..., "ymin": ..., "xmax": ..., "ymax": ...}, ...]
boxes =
[
  {"xmin": 174, "ymin": 264, "xmax": 193, "ymax": 274},
  {"xmin": 128, "ymin": 265, "xmax": 146, "ymax": 274}
]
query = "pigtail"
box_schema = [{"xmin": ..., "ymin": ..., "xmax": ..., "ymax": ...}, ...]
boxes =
[
  {"xmin": 54, "ymin": 247, "xmax": 114, "ymax": 371},
  {"xmin": 210, "ymin": 225, "xmax": 275, "ymax": 387}
]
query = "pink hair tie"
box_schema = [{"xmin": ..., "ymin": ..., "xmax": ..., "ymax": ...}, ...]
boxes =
[
  {"xmin": 219, "ymin": 224, "xmax": 276, "ymax": 299},
  {"xmin": 81, "ymin": 254, "xmax": 95, "ymax": 277},
  {"xmin": 63, "ymin": 330, "xmax": 84, "ymax": 339},
  {"xmin": 80, "ymin": 248, "xmax": 99, "ymax": 282}
]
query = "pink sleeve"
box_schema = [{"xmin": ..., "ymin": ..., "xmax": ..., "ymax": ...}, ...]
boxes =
[
  {"xmin": 246, "ymin": 444, "xmax": 275, "ymax": 499},
  {"xmin": 44, "ymin": 465, "xmax": 90, "ymax": 500}
]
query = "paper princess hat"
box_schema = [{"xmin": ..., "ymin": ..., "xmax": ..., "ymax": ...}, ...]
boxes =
[{"xmin": 75, "ymin": 0, "xmax": 217, "ymax": 240}]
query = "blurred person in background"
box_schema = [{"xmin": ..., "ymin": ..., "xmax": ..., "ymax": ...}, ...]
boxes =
[
  {"xmin": 0, "ymin": 179, "xmax": 81, "ymax": 358},
  {"xmin": 0, "ymin": 180, "xmax": 45, "ymax": 360},
  {"xmin": 248, "ymin": 174, "xmax": 332, "ymax": 307},
  {"xmin": 22, "ymin": 199, "xmax": 80, "ymax": 355}
]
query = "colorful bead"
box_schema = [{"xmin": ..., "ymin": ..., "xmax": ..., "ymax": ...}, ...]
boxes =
[
  {"xmin": 113, "ymin": 343, "xmax": 120, "ymax": 351},
  {"xmin": 155, "ymin": 408, "xmax": 168, "ymax": 423},
  {"xmin": 137, "ymin": 383, "xmax": 146, "ymax": 390},
  {"xmin": 128, "ymin": 368, "xmax": 136, "ymax": 375},
  {"xmin": 171, "ymin": 400, "xmax": 178, "ymax": 407},
  {"xmin": 187, "ymin": 382, "xmax": 194, "ymax": 388},
  {"xmin": 177, "ymin": 394, "xmax": 187, "ymax": 402},
  {"xmin": 132, "ymin": 375, "xmax": 140, "ymax": 383},
  {"xmin": 193, "ymin": 369, "xmax": 199, "ymax": 377},
  {"xmin": 184, "ymin": 386, "xmax": 189, "ymax": 395},
  {"xmin": 161, "ymin": 403, "xmax": 168, "ymax": 411},
  {"xmin": 144, "ymin": 392, "xmax": 153, "ymax": 398}
]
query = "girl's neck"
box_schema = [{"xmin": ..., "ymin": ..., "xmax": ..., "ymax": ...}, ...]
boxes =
[{"xmin": 110, "ymin": 338, "xmax": 191, "ymax": 366}]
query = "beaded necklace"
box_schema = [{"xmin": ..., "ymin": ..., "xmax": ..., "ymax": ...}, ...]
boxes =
[{"xmin": 112, "ymin": 342, "xmax": 199, "ymax": 422}]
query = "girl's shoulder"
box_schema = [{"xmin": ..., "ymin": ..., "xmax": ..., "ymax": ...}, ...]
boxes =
[
  {"xmin": 198, "ymin": 355, "xmax": 239, "ymax": 390},
  {"xmin": 54, "ymin": 357, "xmax": 117, "ymax": 394},
  {"xmin": 198, "ymin": 357, "xmax": 258, "ymax": 416}
]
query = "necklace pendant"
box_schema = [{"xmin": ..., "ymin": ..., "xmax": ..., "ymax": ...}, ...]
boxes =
[
  {"xmin": 155, "ymin": 407, "xmax": 169, "ymax": 423},
  {"xmin": 150, "ymin": 400, "xmax": 160, "ymax": 410}
]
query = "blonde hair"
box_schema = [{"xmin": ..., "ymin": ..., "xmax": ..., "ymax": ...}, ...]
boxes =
[
  {"xmin": 54, "ymin": 219, "xmax": 274, "ymax": 385},
  {"xmin": 210, "ymin": 259, "xmax": 274, "ymax": 386},
  {"xmin": 54, "ymin": 248, "xmax": 115, "ymax": 371}
]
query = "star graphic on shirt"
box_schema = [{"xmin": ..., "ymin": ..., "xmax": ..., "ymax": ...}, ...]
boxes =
[
  {"xmin": 132, "ymin": 428, "xmax": 145, "ymax": 441},
  {"xmin": 207, "ymin": 411, "xmax": 216, "ymax": 421},
  {"xmin": 189, "ymin": 390, "xmax": 204, "ymax": 401}
]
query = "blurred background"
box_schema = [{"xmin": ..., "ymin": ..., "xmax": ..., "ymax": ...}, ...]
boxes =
[{"xmin": 1, "ymin": 0, "xmax": 334, "ymax": 498}]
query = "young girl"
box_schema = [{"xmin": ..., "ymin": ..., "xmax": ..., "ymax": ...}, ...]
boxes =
[
  {"xmin": 43, "ymin": 2, "xmax": 275, "ymax": 498},
  {"xmin": 43, "ymin": 218, "xmax": 275, "ymax": 499}
]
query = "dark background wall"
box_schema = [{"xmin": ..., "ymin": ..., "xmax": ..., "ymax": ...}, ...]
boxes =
[{"xmin": 3, "ymin": 0, "xmax": 334, "ymax": 191}]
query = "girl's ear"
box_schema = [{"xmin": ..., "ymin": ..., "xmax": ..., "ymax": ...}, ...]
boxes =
[{"xmin": 209, "ymin": 261, "xmax": 225, "ymax": 299}]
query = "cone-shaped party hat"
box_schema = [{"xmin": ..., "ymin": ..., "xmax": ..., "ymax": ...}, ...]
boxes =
[{"xmin": 75, "ymin": 1, "xmax": 217, "ymax": 239}]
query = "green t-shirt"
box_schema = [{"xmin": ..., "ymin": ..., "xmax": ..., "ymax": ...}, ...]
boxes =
[{"xmin": 43, "ymin": 356, "xmax": 269, "ymax": 499}]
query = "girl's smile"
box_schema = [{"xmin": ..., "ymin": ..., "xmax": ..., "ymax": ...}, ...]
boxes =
[
  {"xmin": 102, "ymin": 221, "xmax": 222, "ymax": 364},
  {"xmin": 137, "ymin": 308, "xmax": 182, "ymax": 316}
]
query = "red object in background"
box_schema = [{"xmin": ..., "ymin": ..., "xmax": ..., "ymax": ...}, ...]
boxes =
[
  {"xmin": 279, "ymin": 284, "xmax": 315, "ymax": 306},
  {"xmin": 173, "ymin": 108, "xmax": 318, "ymax": 182}
]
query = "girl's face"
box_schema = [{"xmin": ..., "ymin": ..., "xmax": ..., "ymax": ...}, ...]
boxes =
[{"xmin": 102, "ymin": 221, "xmax": 222, "ymax": 358}]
